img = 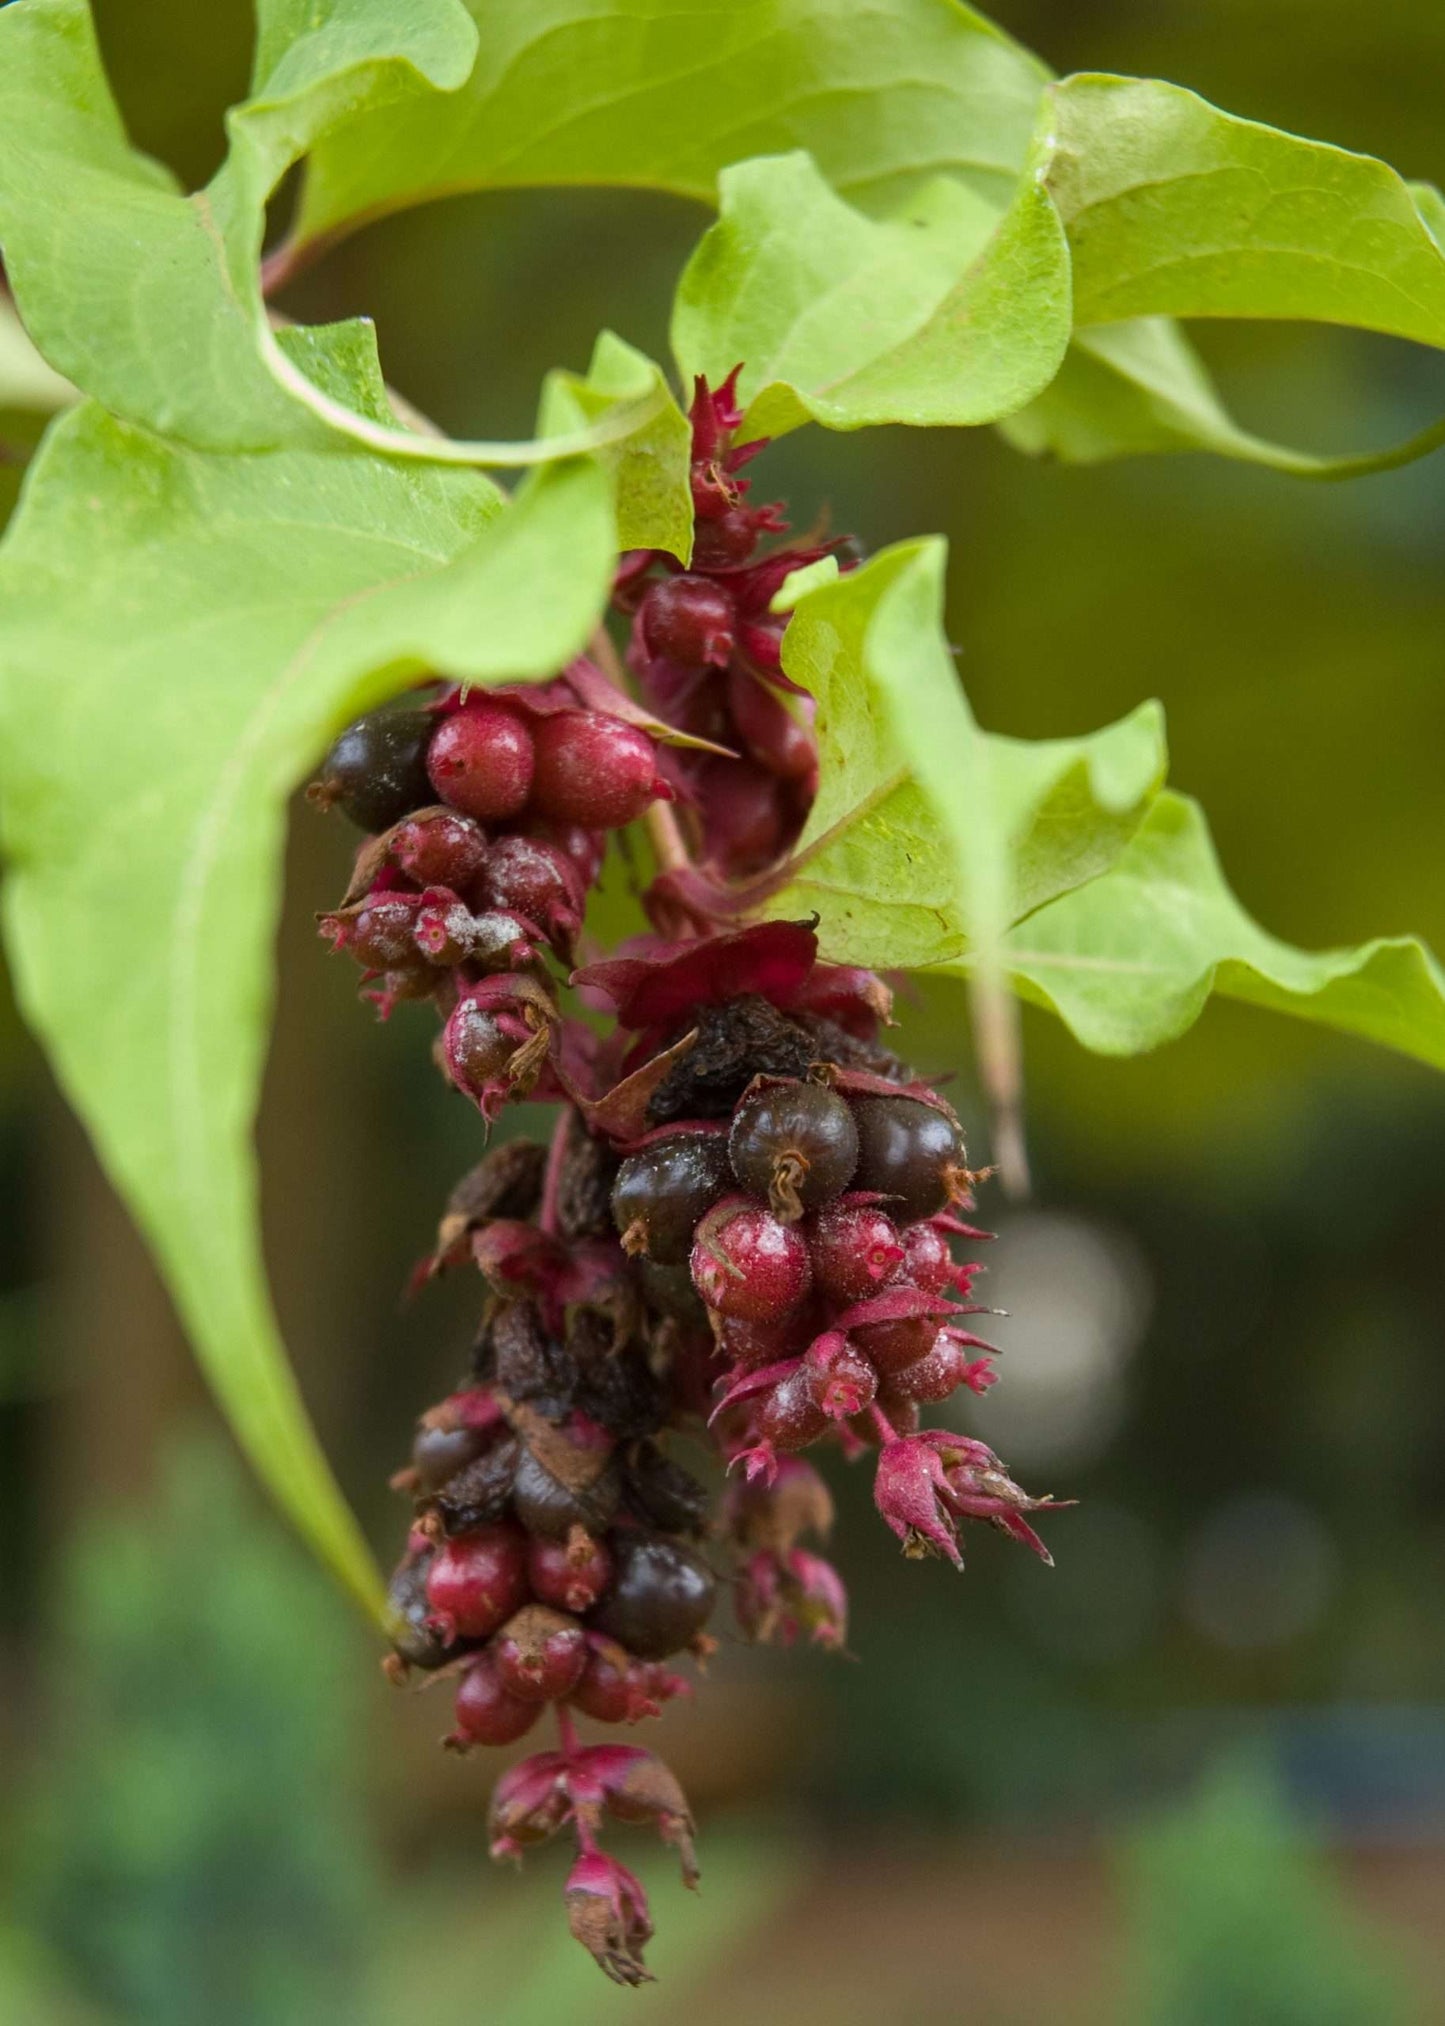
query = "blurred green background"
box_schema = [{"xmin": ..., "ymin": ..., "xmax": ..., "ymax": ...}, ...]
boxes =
[{"xmin": 4, "ymin": 2, "xmax": 1445, "ymax": 2019}]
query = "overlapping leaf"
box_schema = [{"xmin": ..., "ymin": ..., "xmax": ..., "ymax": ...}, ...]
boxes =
[
  {"xmin": 0, "ymin": 334, "xmax": 618, "ymax": 1617},
  {"xmin": 670, "ymin": 150, "xmax": 1069, "ymax": 436}
]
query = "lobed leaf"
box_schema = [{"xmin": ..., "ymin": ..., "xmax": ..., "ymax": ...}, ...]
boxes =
[
  {"xmin": 670, "ymin": 148, "xmax": 1070, "ymax": 436},
  {"xmin": 0, "ymin": 373, "xmax": 617, "ymax": 1617},
  {"xmin": 998, "ymin": 793, "xmax": 1445, "ymax": 1069}
]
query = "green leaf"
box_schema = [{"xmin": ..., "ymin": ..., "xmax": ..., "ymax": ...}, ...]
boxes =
[
  {"xmin": 0, "ymin": 386, "xmax": 617, "ymax": 1617},
  {"xmin": 538, "ymin": 330, "xmax": 693, "ymax": 558},
  {"xmin": 295, "ymin": 0, "xmax": 1048, "ymax": 246},
  {"xmin": 763, "ymin": 541, "xmax": 1167, "ymax": 970},
  {"xmin": 670, "ymin": 149, "xmax": 1070, "ymax": 436},
  {"xmin": 1000, "ymin": 791, "xmax": 1445, "ymax": 1069},
  {"xmin": 0, "ymin": 294, "xmax": 75, "ymax": 414}
]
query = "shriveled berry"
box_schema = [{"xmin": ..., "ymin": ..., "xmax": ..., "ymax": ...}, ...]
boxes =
[
  {"xmin": 386, "ymin": 1554, "xmax": 456, "ymax": 1672},
  {"xmin": 900, "ymin": 1221, "xmax": 955, "ymax": 1294},
  {"xmin": 850, "ymin": 1096, "xmax": 967, "ymax": 1224},
  {"xmin": 641, "ymin": 574, "xmax": 736, "ymax": 667},
  {"xmin": 531, "ymin": 711, "xmax": 666, "ymax": 829},
  {"xmin": 475, "ymin": 834, "xmax": 585, "ymax": 946},
  {"xmin": 528, "ymin": 1530, "xmax": 614, "ymax": 1615},
  {"xmin": 426, "ymin": 700, "xmax": 535, "ymax": 821},
  {"xmin": 313, "ymin": 705, "xmax": 433, "ymax": 832},
  {"xmin": 424, "ymin": 1523, "xmax": 530, "ymax": 1641},
  {"xmin": 729, "ymin": 1081, "xmax": 859, "ymax": 1221},
  {"xmin": 512, "ymin": 1443, "xmax": 621, "ymax": 1541},
  {"xmin": 755, "ymin": 1365, "xmax": 831, "ymax": 1453},
  {"xmin": 591, "ymin": 1534, "xmax": 717, "ymax": 1660},
  {"xmin": 808, "ymin": 1202, "xmax": 905, "ymax": 1304},
  {"xmin": 493, "ymin": 1605, "xmax": 588, "ymax": 1703},
  {"xmin": 690, "ymin": 1198, "xmax": 812, "ymax": 1322},
  {"xmin": 449, "ymin": 1651, "xmax": 541, "ymax": 1748},
  {"xmin": 610, "ymin": 1132, "xmax": 731, "ymax": 1264}
]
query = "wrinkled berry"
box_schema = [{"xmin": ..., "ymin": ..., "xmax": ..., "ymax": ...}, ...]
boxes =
[
  {"xmin": 850, "ymin": 1096, "xmax": 966, "ymax": 1224},
  {"xmin": 690, "ymin": 1198, "xmax": 812, "ymax": 1321},
  {"xmin": 426, "ymin": 700, "xmax": 535, "ymax": 821},
  {"xmin": 313, "ymin": 705, "xmax": 433, "ymax": 832},
  {"xmin": 729, "ymin": 1081, "xmax": 859, "ymax": 1221},
  {"xmin": 512, "ymin": 1443, "xmax": 622, "ymax": 1541},
  {"xmin": 591, "ymin": 1534, "xmax": 717, "ymax": 1660},
  {"xmin": 531, "ymin": 712, "xmax": 666, "ymax": 829},
  {"xmin": 611, "ymin": 1132, "xmax": 731, "ymax": 1264}
]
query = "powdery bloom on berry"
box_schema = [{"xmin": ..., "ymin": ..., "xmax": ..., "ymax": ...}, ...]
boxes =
[{"xmin": 564, "ymin": 1849, "xmax": 655, "ymax": 1986}]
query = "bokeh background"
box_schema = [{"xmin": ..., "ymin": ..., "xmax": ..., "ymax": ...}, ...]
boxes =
[{"xmin": 4, "ymin": 2, "xmax": 1445, "ymax": 2019}]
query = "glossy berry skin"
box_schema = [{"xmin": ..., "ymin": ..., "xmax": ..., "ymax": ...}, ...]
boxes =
[
  {"xmin": 804, "ymin": 1335, "xmax": 878, "ymax": 1420},
  {"xmin": 412, "ymin": 1421, "xmax": 489, "ymax": 1494},
  {"xmin": 442, "ymin": 1000, "xmax": 516, "ymax": 1095},
  {"xmin": 690, "ymin": 1199, "xmax": 813, "ymax": 1322},
  {"xmin": 729, "ymin": 1082, "xmax": 859, "ymax": 1220},
  {"xmin": 424, "ymin": 1523, "xmax": 530, "ymax": 1641},
  {"xmin": 900, "ymin": 1221, "xmax": 955, "ymax": 1294},
  {"xmin": 713, "ymin": 1306, "xmax": 817, "ymax": 1370},
  {"xmin": 512, "ymin": 1444, "xmax": 621, "ymax": 1541},
  {"xmin": 756, "ymin": 1366, "xmax": 831, "ymax": 1452},
  {"xmin": 808, "ymin": 1203, "xmax": 905, "ymax": 1304},
  {"xmin": 531, "ymin": 712, "xmax": 664, "ymax": 829},
  {"xmin": 528, "ymin": 1531, "xmax": 614, "ymax": 1615},
  {"xmin": 386, "ymin": 1555, "xmax": 456, "ymax": 1672},
  {"xmin": 426, "ymin": 701, "xmax": 535, "ymax": 821},
  {"xmin": 611, "ymin": 1132, "xmax": 732, "ymax": 1264},
  {"xmin": 591, "ymin": 1533, "xmax": 717, "ymax": 1660},
  {"xmin": 493, "ymin": 1605, "xmax": 588, "ymax": 1702},
  {"xmin": 850, "ymin": 1096, "xmax": 965, "ymax": 1224},
  {"xmin": 725, "ymin": 665, "xmax": 817, "ymax": 782},
  {"xmin": 641, "ymin": 574, "xmax": 736, "ymax": 667},
  {"xmin": 450, "ymin": 1651, "xmax": 542, "ymax": 1748},
  {"xmin": 315, "ymin": 706, "xmax": 433, "ymax": 832}
]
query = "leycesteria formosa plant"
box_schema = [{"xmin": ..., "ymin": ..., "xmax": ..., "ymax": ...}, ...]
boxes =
[{"xmin": 5, "ymin": 0, "xmax": 1445, "ymax": 1986}]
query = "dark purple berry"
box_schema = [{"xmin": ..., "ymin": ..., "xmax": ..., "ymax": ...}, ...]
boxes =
[
  {"xmin": 690, "ymin": 1198, "xmax": 812, "ymax": 1321},
  {"xmin": 610, "ymin": 1131, "xmax": 731, "ymax": 1264},
  {"xmin": 641, "ymin": 574, "xmax": 736, "ymax": 667},
  {"xmin": 449, "ymin": 1651, "xmax": 542, "ymax": 1748},
  {"xmin": 728, "ymin": 1081, "xmax": 859, "ymax": 1221},
  {"xmin": 412, "ymin": 1420, "xmax": 489, "ymax": 1494},
  {"xmin": 386, "ymin": 1554, "xmax": 456, "ymax": 1672},
  {"xmin": 808, "ymin": 1202, "xmax": 905, "ymax": 1304},
  {"xmin": 512, "ymin": 1442, "xmax": 622, "ymax": 1541},
  {"xmin": 426, "ymin": 700, "xmax": 535, "ymax": 820},
  {"xmin": 528, "ymin": 1531, "xmax": 614, "ymax": 1615},
  {"xmin": 590, "ymin": 1533, "xmax": 717, "ymax": 1660},
  {"xmin": 424, "ymin": 1523, "xmax": 530, "ymax": 1641},
  {"xmin": 850, "ymin": 1096, "xmax": 967, "ymax": 1224},
  {"xmin": 493, "ymin": 1605, "xmax": 588, "ymax": 1702},
  {"xmin": 312, "ymin": 705, "xmax": 433, "ymax": 832},
  {"xmin": 531, "ymin": 711, "xmax": 666, "ymax": 829},
  {"xmin": 638, "ymin": 1258, "xmax": 710, "ymax": 1325}
]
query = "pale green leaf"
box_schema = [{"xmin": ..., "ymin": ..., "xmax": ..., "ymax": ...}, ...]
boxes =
[
  {"xmin": 0, "ymin": 294, "xmax": 76, "ymax": 414},
  {"xmin": 670, "ymin": 149, "xmax": 1069, "ymax": 437},
  {"xmin": 999, "ymin": 791, "xmax": 1445, "ymax": 1069},
  {"xmin": 762, "ymin": 541, "xmax": 1167, "ymax": 970},
  {"xmin": 0, "ymin": 387, "xmax": 617, "ymax": 1616},
  {"xmin": 538, "ymin": 330, "xmax": 693, "ymax": 558},
  {"xmin": 295, "ymin": 0, "xmax": 1048, "ymax": 246}
]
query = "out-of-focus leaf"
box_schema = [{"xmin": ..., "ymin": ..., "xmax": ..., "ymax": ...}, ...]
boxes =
[
  {"xmin": 671, "ymin": 149, "xmax": 1069, "ymax": 437},
  {"xmin": 538, "ymin": 330, "xmax": 693, "ymax": 558},
  {"xmin": 0, "ymin": 295, "xmax": 75, "ymax": 414},
  {"xmin": 1000, "ymin": 792, "xmax": 1445, "ymax": 1068},
  {"xmin": 0, "ymin": 380, "xmax": 616, "ymax": 1616}
]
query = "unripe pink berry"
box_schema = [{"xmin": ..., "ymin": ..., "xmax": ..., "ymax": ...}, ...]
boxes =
[
  {"xmin": 390, "ymin": 808, "xmax": 490, "ymax": 890},
  {"xmin": 424, "ymin": 1523, "xmax": 530, "ymax": 1641},
  {"xmin": 641, "ymin": 574, "xmax": 737, "ymax": 667},
  {"xmin": 530, "ymin": 711, "xmax": 667, "ymax": 829},
  {"xmin": 528, "ymin": 1530, "xmax": 614, "ymax": 1614},
  {"xmin": 900, "ymin": 1221, "xmax": 955, "ymax": 1294},
  {"xmin": 725, "ymin": 665, "xmax": 817, "ymax": 781},
  {"xmin": 493, "ymin": 1605, "xmax": 588, "ymax": 1702},
  {"xmin": 808, "ymin": 1203, "xmax": 905, "ymax": 1304},
  {"xmin": 449, "ymin": 1650, "xmax": 542, "ymax": 1748},
  {"xmin": 426, "ymin": 701, "xmax": 535, "ymax": 821},
  {"xmin": 690, "ymin": 1198, "xmax": 812, "ymax": 1322}
]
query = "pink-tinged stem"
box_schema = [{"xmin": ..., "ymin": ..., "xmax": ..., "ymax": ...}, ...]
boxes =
[
  {"xmin": 555, "ymin": 1703, "xmax": 581, "ymax": 1759},
  {"xmin": 869, "ymin": 1403, "xmax": 899, "ymax": 1446},
  {"xmin": 539, "ymin": 1106, "xmax": 573, "ymax": 1237}
]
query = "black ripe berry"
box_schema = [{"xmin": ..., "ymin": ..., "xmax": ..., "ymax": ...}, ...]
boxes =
[
  {"xmin": 611, "ymin": 1132, "xmax": 731, "ymax": 1263},
  {"xmin": 412, "ymin": 1419, "xmax": 489, "ymax": 1494},
  {"xmin": 590, "ymin": 1533, "xmax": 717, "ymax": 1660},
  {"xmin": 850, "ymin": 1095, "xmax": 966, "ymax": 1224},
  {"xmin": 312, "ymin": 705, "xmax": 433, "ymax": 833},
  {"xmin": 728, "ymin": 1081, "xmax": 859, "ymax": 1221},
  {"xmin": 386, "ymin": 1554, "xmax": 456, "ymax": 1672},
  {"xmin": 641, "ymin": 574, "xmax": 737, "ymax": 668},
  {"xmin": 426, "ymin": 700, "xmax": 536, "ymax": 821},
  {"xmin": 530, "ymin": 711, "xmax": 664, "ymax": 829}
]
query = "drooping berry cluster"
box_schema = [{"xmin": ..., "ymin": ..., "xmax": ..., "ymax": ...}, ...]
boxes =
[{"xmin": 310, "ymin": 376, "xmax": 1059, "ymax": 1984}]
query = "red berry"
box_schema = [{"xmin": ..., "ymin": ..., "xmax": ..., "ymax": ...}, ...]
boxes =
[
  {"xmin": 493, "ymin": 1605, "xmax": 588, "ymax": 1702},
  {"xmin": 449, "ymin": 1650, "xmax": 541, "ymax": 1747},
  {"xmin": 853, "ymin": 1305, "xmax": 941, "ymax": 1376},
  {"xmin": 390, "ymin": 809, "xmax": 489, "ymax": 890},
  {"xmin": 900, "ymin": 1221, "xmax": 955, "ymax": 1294},
  {"xmin": 691, "ymin": 507, "xmax": 757, "ymax": 568},
  {"xmin": 528, "ymin": 1531, "xmax": 614, "ymax": 1615},
  {"xmin": 808, "ymin": 1203, "xmax": 905, "ymax": 1304},
  {"xmin": 690, "ymin": 1198, "xmax": 812, "ymax": 1321},
  {"xmin": 881, "ymin": 1333, "xmax": 972, "ymax": 1405},
  {"xmin": 590, "ymin": 1533, "xmax": 717, "ymax": 1659},
  {"xmin": 568, "ymin": 1634, "xmax": 652, "ymax": 1724},
  {"xmin": 441, "ymin": 998, "xmax": 517, "ymax": 1097},
  {"xmin": 518, "ymin": 814, "xmax": 607, "ymax": 887},
  {"xmin": 426, "ymin": 701, "xmax": 535, "ymax": 821},
  {"xmin": 424, "ymin": 1523, "xmax": 529, "ymax": 1641},
  {"xmin": 725, "ymin": 665, "xmax": 817, "ymax": 781},
  {"xmin": 728, "ymin": 1081, "xmax": 859, "ymax": 1221},
  {"xmin": 693, "ymin": 754, "xmax": 792, "ymax": 874},
  {"xmin": 531, "ymin": 711, "xmax": 666, "ymax": 829},
  {"xmin": 755, "ymin": 1366, "xmax": 830, "ymax": 1452},
  {"xmin": 850, "ymin": 1096, "xmax": 967, "ymax": 1224},
  {"xmin": 714, "ymin": 1307, "xmax": 818, "ymax": 1370},
  {"xmin": 475, "ymin": 834, "xmax": 585, "ymax": 946},
  {"xmin": 804, "ymin": 1333, "xmax": 878, "ymax": 1420},
  {"xmin": 641, "ymin": 574, "xmax": 737, "ymax": 667}
]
